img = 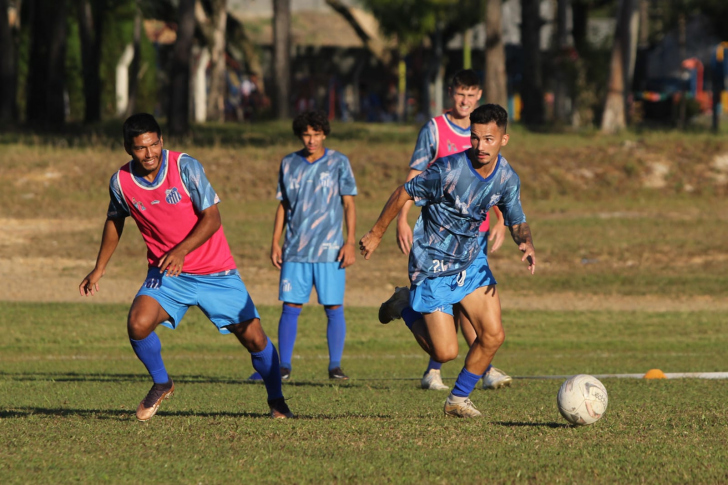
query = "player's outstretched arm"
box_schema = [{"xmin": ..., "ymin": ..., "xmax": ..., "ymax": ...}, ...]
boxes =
[
  {"xmin": 158, "ymin": 204, "xmax": 222, "ymax": 277},
  {"xmin": 270, "ymin": 201, "xmax": 286, "ymax": 269},
  {"xmin": 395, "ymin": 168, "xmax": 422, "ymax": 255},
  {"xmin": 509, "ymin": 222, "xmax": 536, "ymax": 274},
  {"xmin": 79, "ymin": 217, "xmax": 125, "ymax": 296},
  {"xmin": 337, "ymin": 195, "xmax": 357, "ymax": 268},
  {"xmin": 359, "ymin": 185, "xmax": 412, "ymax": 260},
  {"xmin": 488, "ymin": 206, "xmax": 507, "ymax": 253}
]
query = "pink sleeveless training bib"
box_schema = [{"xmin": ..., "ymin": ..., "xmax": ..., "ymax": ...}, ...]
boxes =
[{"xmin": 117, "ymin": 150, "xmax": 236, "ymax": 274}]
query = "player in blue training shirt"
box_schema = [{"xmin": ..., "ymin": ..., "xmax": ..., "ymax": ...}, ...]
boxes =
[
  {"xmin": 397, "ymin": 69, "xmax": 512, "ymax": 391},
  {"xmin": 250, "ymin": 110, "xmax": 357, "ymax": 381},
  {"xmin": 359, "ymin": 104, "xmax": 536, "ymax": 417}
]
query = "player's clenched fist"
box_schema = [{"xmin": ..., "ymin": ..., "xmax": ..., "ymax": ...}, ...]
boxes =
[{"xmin": 359, "ymin": 231, "xmax": 382, "ymax": 260}]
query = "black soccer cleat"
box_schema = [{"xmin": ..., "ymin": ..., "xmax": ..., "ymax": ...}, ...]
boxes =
[{"xmin": 328, "ymin": 367, "xmax": 349, "ymax": 380}]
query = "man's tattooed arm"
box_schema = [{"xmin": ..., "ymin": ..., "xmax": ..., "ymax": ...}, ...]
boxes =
[
  {"xmin": 509, "ymin": 223, "xmax": 533, "ymax": 246},
  {"xmin": 509, "ymin": 222, "xmax": 536, "ymax": 274}
]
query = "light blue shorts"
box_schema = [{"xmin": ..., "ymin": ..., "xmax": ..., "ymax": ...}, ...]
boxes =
[
  {"xmin": 410, "ymin": 250, "xmax": 496, "ymax": 315},
  {"xmin": 136, "ymin": 268, "xmax": 260, "ymax": 334},
  {"xmin": 279, "ymin": 262, "xmax": 346, "ymax": 305}
]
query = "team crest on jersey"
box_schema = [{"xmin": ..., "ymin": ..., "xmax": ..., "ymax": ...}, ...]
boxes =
[
  {"xmin": 447, "ymin": 140, "xmax": 458, "ymax": 153},
  {"xmin": 281, "ymin": 279, "xmax": 292, "ymax": 293},
  {"xmin": 318, "ymin": 171, "xmax": 333, "ymax": 188},
  {"xmin": 165, "ymin": 187, "xmax": 182, "ymax": 205},
  {"xmin": 131, "ymin": 197, "xmax": 146, "ymax": 211}
]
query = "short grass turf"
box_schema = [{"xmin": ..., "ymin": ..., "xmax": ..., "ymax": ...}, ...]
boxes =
[{"xmin": 1, "ymin": 302, "xmax": 727, "ymax": 483}]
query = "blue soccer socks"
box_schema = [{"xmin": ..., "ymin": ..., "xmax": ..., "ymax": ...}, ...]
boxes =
[
  {"xmin": 251, "ymin": 337, "xmax": 283, "ymax": 401},
  {"xmin": 130, "ymin": 332, "xmax": 170, "ymax": 384},
  {"xmin": 401, "ymin": 307, "xmax": 423, "ymax": 330},
  {"xmin": 277, "ymin": 304, "xmax": 302, "ymax": 370},
  {"xmin": 452, "ymin": 367, "xmax": 484, "ymax": 398},
  {"xmin": 426, "ymin": 358, "xmax": 443, "ymax": 372},
  {"xmin": 325, "ymin": 306, "xmax": 346, "ymax": 371}
]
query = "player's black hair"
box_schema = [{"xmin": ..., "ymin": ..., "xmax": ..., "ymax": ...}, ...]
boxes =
[
  {"xmin": 470, "ymin": 104, "xmax": 508, "ymax": 131},
  {"xmin": 123, "ymin": 113, "xmax": 162, "ymax": 145},
  {"xmin": 450, "ymin": 69, "xmax": 481, "ymax": 89},
  {"xmin": 292, "ymin": 110, "xmax": 331, "ymax": 137}
]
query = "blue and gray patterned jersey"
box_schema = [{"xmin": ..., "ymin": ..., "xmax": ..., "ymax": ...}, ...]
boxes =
[
  {"xmin": 404, "ymin": 151, "xmax": 525, "ymax": 285},
  {"xmin": 277, "ymin": 149, "xmax": 358, "ymax": 263},
  {"xmin": 107, "ymin": 151, "xmax": 219, "ymax": 218}
]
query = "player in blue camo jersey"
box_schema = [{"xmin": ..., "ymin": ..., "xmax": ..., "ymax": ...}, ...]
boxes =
[
  {"xmin": 360, "ymin": 104, "xmax": 536, "ymax": 417},
  {"xmin": 250, "ymin": 110, "xmax": 357, "ymax": 381},
  {"xmin": 397, "ymin": 69, "xmax": 512, "ymax": 391}
]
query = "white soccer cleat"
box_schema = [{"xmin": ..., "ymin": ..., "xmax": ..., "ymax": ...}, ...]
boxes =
[
  {"xmin": 482, "ymin": 366, "xmax": 513, "ymax": 390},
  {"xmin": 443, "ymin": 396, "xmax": 482, "ymax": 418},
  {"xmin": 421, "ymin": 369, "xmax": 449, "ymax": 391},
  {"xmin": 378, "ymin": 286, "xmax": 410, "ymax": 324}
]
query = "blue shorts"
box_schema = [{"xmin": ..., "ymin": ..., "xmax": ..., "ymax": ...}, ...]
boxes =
[
  {"xmin": 136, "ymin": 268, "xmax": 260, "ymax": 334},
  {"xmin": 279, "ymin": 262, "xmax": 345, "ymax": 305},
  {"xmin": 410, "ymin": 250, "xmax": 496, "ymax": 315}
]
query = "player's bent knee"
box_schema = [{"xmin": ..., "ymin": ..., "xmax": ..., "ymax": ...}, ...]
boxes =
[
  {"xmin": 127, "ymin": 317, "xmax": 157, "ymax": 340},
  {"xmin": 227, "ymin": 319, "xmax": 268, "ymax": 352},
  {"xmin": 431, "ymin": 346, "xmax": 459, "ymax": 363}
]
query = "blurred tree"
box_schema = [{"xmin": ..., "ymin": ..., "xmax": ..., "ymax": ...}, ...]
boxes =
[
  {"xmin": 195, "ymin": 0, "xmax": 227, "ymax": 122},
  {"xmin": 553, "ymin": 0, "xmax": 569, "ymax": 123},
  {"xmin": 124, "ymin": 3, "xmax": 142, "ymax": 118},
  {"xmin": 601, "ymin": 0, "xmax": 637, "ymax": 133},
  {"xmin": 272, "ymin": 0, "xmax": 290, "ymax": 119},
  {"xmin": 168, "ymin": 0, "xmax": 195, "ymax": 135},
  {"xmin": 521, "ymin": 0, "xmax": 544, "ymax": 126},
  {"xmin": 325, "ymin": 0, "xmax": 391, "ymax": 65},
  {"xmin": 361, "ymin": 0, "xmax": 481, "ymax": 121},
  {"xmin": 484, "ymin": 0, "xmax": 507, "ymax": 108},
  {"xmin": 76, "ymin": 0, "xmax": 108, "ymax": 122},
  {"xmin": 0, "ymin": 0, "xmax": 18, "ymax": 122},
  {"xmin": 26, "ymin": 0, "xmax": 68, "ymax": 127}
]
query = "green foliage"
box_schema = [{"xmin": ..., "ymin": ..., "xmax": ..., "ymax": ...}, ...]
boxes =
[{"xmin": 361, "ymin": 0, "xmax": 482, "ymax": 51}]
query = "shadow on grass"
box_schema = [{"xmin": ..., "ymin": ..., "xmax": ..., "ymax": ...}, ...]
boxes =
[
  {"xmin": 0, "ymin": 407, "xmax": 269, "ymax": 420},
  {"xmin": 0, "ymin": 407, "xmax": 394, "ymax": 420},
  {"xmin": 495, "ymin": 421, "xmax": 571, "ymax": 429},
  {"xmin": 0, "ymin": 371, "xmax": 398, "ymax": 389}
]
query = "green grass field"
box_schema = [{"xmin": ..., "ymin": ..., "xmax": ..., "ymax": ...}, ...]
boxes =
[
  {"xmin": 2, "ymin": 122, "xmax": 728, "ymax": 483},
  {"xmin": 1, "ymin": 303, "xmax": 728, "ymax": 483}
]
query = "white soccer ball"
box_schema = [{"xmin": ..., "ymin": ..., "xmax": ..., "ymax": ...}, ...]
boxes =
[{"xmin": 557, "ymin": 374, "xmax": 608, "ymax": 426}]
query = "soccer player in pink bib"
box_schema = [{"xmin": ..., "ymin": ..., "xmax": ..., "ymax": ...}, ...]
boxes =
[
  {"xmin": 79, "ymin": 113, "xmax": 293, "ymax": 420},
  {"xmin": 396, "ymin": 70, "xmax": 512, "ymax": 391}
]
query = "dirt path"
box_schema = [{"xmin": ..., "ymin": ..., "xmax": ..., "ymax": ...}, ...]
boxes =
[
  {"xmin": 2, "ymin": 257, "xmax": 726, "ymax": 312},
  {"xmin": 2, "ymin": 218, "xmax": 726, "ymax": 312}
]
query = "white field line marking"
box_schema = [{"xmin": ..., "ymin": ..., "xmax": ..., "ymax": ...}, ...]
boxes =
[{"xmin": 514, "ymin": 372, "xmax": 728, "ymax": 380}]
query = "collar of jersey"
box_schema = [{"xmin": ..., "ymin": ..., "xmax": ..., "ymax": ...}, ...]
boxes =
[
  {"xmin": 466, "ymin": 152, "xmax": 501, "ymax": 182},
  {"xmin": 296, "ymin": 148, "xmax": 329, "ymax": 164},
  {"xmin": 130, "ymin": 150, "xmax": 169, "ymax": 189},
  {"xmin": 443, "ymin": 112, "xmax": 470, "ymax": 135}
]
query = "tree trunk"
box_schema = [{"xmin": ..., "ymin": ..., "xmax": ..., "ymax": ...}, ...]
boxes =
[
  {"xmin": 325, "ymin": 0, "xmax": 390, "ymax": 65},
  {"xmin": 484, "ymin": 0, "xmax": 507, "ymax": 108},
  {"xmin": 601, "ymin": 0, "xmax": 636, "ymax": 134},
  {"xmin": 553, "ymin": 0, "xmax": 569, "ymax": 123},
  {"xmin": 77, "ymin": 0, "xmax": 104, "ymax": 122},
  {"xmin": 0, "ymin": 0, "xmax": 17, "ymax": 122},
  {"xmin": 168, "ymin": 0, "xmax": 196, "ymax": 136},
  {"xmin": 273, "ymin": 0, "xmax": 291, "ymax": 119},
  {"xmin": 205, "ymin": 0, "xmax": 227, "ymax": 122},
  {"xmin": 124, "ymin": 5, "xmax": 142, "ymax": 118},
  {"xmin": 521, "ymin": 0, "xmax": 544, "ymax": 126},
  {"xmin": 26, "ymin": 0, "xmax": 68, "ymax": 127}
]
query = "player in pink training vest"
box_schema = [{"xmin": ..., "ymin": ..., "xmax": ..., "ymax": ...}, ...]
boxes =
[
  {"xmin": 79, "ymin": 113, "xmax": 293, "ymax": 421},
  {"xmin": 395, "ymin": 70, "xmax": 513, "ymax": 391}
]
